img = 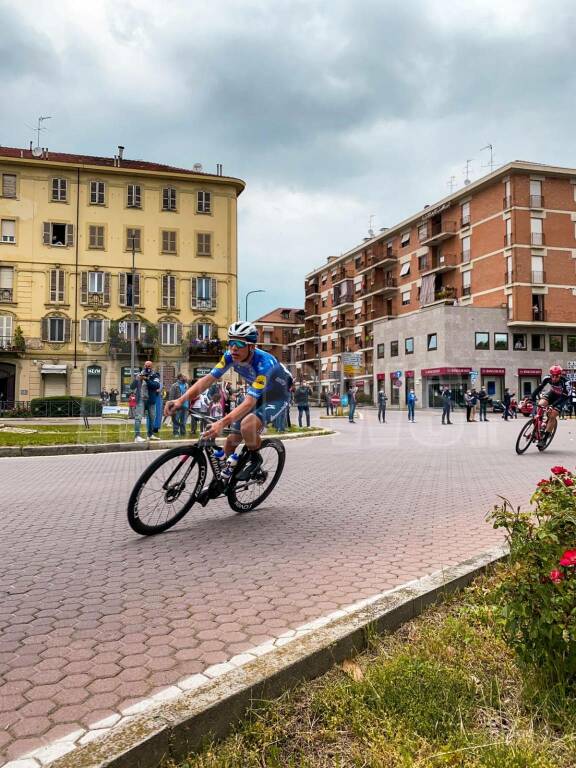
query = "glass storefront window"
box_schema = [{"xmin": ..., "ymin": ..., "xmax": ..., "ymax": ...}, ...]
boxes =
[{"xmin": 475, "ymin": 332, "xmax": 489, "ymax": 350}]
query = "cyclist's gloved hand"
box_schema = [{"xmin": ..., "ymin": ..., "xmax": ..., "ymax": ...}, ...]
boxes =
[
  {"xmin": 202, "ymin": 420, "xmax": 224, "ymax": 441},
  {"xmin": 164, "ymin": 400, "xmax": 179, "ymax": 417}
]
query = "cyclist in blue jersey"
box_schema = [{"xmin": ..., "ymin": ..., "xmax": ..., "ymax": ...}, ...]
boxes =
[{"xmin": 165, "ymin": 321, "xmax": 292, "ymax": 478}]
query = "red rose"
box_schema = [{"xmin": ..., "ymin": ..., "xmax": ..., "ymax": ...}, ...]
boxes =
[
  {"xmin": 550, "ymin": 466, "xmax": 569, "ymax": 475},
  {"xmin": 537, "ymin": 479, "xmax": 549, "ymax": 487},
  {"xmin": 559, "ymin": 549, "xmax": 576, "ymax": 567},
  {"xmin": 564, "ymin": 478, "xmax": 575, "ymax": 487},
  {"xmin": 550, "ymin": 569, "xmax": 564, "ymax": 584}
]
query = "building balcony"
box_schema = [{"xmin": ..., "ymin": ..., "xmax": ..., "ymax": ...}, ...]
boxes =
[
  {"xmin": 333, "ymin": 267, "xmax": 354, "ymax": 285},
  {"xmin": 305, "ymin": 281, "xmax": 320, "ymax": 296},
  {"xmin": 359, "ymin": 276, "xmax": 397, "ymax": 296},
  {"xmin": 333, "ymin": 291, "xmax": 355, "ymax": 308},
  {"xmin": 530, "ymin": 195, "xmax": 544, "ymax": 209},
  {"xmin": 0, "ymin": 288, "xmax": 14, "ymax": 303},
  {"xmin": 303, "ymin": 328, "xmax": 320, "ymax": 338},
  {"xmin": 421, "ymin": 252, "xmax": 459, "ymax": 275},
  {"xmin": 422, "ymin": 286, "xmax": 458, "ymax": 306},
  {"xmin": 186, "ymin": 339, "xmax": 224, "ymax": 359},
  {"xmin": 334, "ymin": 317, "xmax": 355, "ymax": 334},
  {"xmin": 0, "ymin": 335, "xmax": 20, "ymax": 356},
  {"xmin": 418, "ymin": 220, "xmax": 458, "ymax": 245},
  {"xmin": 532, "ymin": 308, "xmax": 547, "ymax": 323}
]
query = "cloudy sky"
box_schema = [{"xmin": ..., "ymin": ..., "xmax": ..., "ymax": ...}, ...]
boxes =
[{"xmin": 2, "ymin": 0, "xmax": 576, "ymax": 321}]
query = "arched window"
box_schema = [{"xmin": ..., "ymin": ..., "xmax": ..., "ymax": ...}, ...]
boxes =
[{"xmin": 42, "ymin": 313, "xmax": 71, "ymax": 343}]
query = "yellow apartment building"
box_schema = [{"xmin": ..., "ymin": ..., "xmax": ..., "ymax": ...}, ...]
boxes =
[{"xmin": 0, "ymin": 146, "xmax": 245, "ymax": 402}]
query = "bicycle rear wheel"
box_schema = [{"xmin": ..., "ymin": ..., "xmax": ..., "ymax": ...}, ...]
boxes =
[
  {"xmin": 227, "ymin": 439, "xmax": 286, "ymax": 513},
  {"xmin": 515, "ymin": 419, "xmax": 535, "ymax": 454},
  {"xmin": 128, "ymin": 446, "xmax": 206, "ymax": 535},
  {"xmin": 538, "ymin": 422, "xmax": 557, "ymax": 451}
]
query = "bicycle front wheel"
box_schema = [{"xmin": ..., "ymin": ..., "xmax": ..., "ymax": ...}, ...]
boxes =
[
  {"xmin": 128, "ymin": 446, "xmax": 207, "ymax": 535},
  {"xmin": 515, "ymin": 419, "xmax": 535, "ymax": 455},
  {"xmin": 227, "ymin": 439, "xmax": 286, "ymax": 513}
]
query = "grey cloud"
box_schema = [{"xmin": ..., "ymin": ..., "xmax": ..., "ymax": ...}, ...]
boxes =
[{"xmin": 0, "ymin": 5, "xmax": 59, "ymax": 80}]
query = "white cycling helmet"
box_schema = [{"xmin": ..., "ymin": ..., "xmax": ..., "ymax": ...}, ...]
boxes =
[{"xmin": 227, "ymin": 321, "xmax": 258, "ymax": 343}]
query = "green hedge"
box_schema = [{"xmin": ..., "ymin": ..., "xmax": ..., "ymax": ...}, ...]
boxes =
[{"xmin": 30, "ymin": 396, "xmax": 102, "ymax": 417}]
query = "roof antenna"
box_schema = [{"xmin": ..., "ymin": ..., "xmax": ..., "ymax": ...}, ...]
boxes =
[
  {"xmin": 447, "ymin": 175, "xmax": 457, "ymax": 193},
  {"xmin": 368, "ymin": 214, "xmax": 375, "ymax": 238},
  {"xmin": 463, "ymin": 159, "xmax": 473, "ymax": 186},
  {"xmin": 480, "ymin": 143, "xmax": 495, "ymax": 172},
  {"xmin": 28, "ymin": 116, "xmax": 52, "ymax": 156}
]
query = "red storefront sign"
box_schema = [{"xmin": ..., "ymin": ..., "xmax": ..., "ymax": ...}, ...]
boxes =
[
  {"xmin": 421, "ymin": 367, "xmax": 472, "ymax": 377},
  {"xmin": 376, "ymin": 373, "xmax": 386, "ymax": 381},
  {"xmin": 518, "ymin": 368, "xmax": 542, "ymax": 376},
  {"xmin": 480, "ymin": 368, "xmax": 505, "ymax": 376},
  {"xmin": 405, "ymin": 370, "xmax": 415, "ymax": 377}
]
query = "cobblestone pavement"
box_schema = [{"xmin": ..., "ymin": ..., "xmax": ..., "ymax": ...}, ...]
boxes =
[{"xmin": 2, "ymin": 409, "xmax": 575, "ymax": 765}]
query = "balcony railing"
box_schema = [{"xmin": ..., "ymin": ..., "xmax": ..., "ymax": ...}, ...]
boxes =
[
  {"xmin": 423, "ymin": 286, "xmax": 458, "ymax": 305},
  {"xmin": 333, "ymin": 292, "xmax": 355, "ymax": 306},
  {"xmin": 531, "ymin": 270, "xmax": 546, "ymax": 284},
  {"xmin": 359, "ymin": 276, "xmax": 397, "ymax": 295},
  {"xmin": 530, "ymin": 195, "xmax": 544, "ymax": 208},
  {"xmin": 532, "ymin": 308, "xmax": 547, "ymax": 322},
  {"xmin": 418, "ymin": 220, "xmax": 458, "ymax": 245},
  {"xmin": 462, "ymin": 285, "xmax": 471, "ymax": 297},
  {"xmin": 418, "ymin": 257, "xmax": 429, "ymax": 271},
  {"xmin": 0, "ymin": 288, "xmax": 14, "ymax": 303},
  {"xmin": 334, "ymin": 317, "xmax": 355, "ymax": 332},
  {"xmin": 422, "ymin": 252, "xmax": 459, "ymax": 273},
  {"xmin": 0, "ymin": 335, "xmax": 17, "ymax": 354},
  {"xmin": 460, "ymin": 215, "xmax": 471, "ymax": 227},
  {"xmin": 186, "ymin": 339, "xmax": 224, "ymax": 358},
  {"xmin": 305, "ymin": 281, "xmax": 319, "ymax": 296},
  {"xmin": 531, "ymin": 232, "xmax": 545, "ymax": 246}
]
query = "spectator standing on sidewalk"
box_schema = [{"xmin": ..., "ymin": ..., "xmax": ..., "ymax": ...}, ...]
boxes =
[
  {"xmin": 477, "ymin": 386, "xmax": 489, "ymax": 421},
  {"xmin": 348, "ymin": 383, "xmax": 358, "ymax": 423},
  {"xmin": 130, "ymin": 361, "xmax": 161, "ymax": 442},
  {"xmin": 294, "ymin": 380, "xmax": 312, "ymax": 427},
  {"xmin": 502, "ymin": 388, "xmax": 514, "ymax": 421},
  {"xmin": 407, "ymin": 389, "xmax": 417, "ymax": 422},
  {"xmin": 169, "ymin": 374, "xmax": 189, "ymax": 437},
  {"xmin": 441, "ymin": 386, "xmax": 452, "ymax": 425},
  {"xmin": 109, "ymin": 388, "xmax": 119, "ymax": 406},
  {"xmin": 470, "ymin": 388, "xmax": 478, "ymax": 421},
  {"xmin": 465, "ymin": 390, "xmax": 473, "ymax": 422},
  {"xmin": 377, "ymin": 387, "xmax": 388, "ymax": 423},
  {"xmin": 322, "ymin": 390, "xmax": 332, "ymax": 416}
]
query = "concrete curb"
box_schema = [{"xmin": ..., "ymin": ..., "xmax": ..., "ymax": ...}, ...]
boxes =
[
  {"xmin": 43, "ymin": 545, "xmax": 507, "ymax": 768},
  {"xmin": 0, "ymin": 429, "xmax": 335, "ymax": 459}
]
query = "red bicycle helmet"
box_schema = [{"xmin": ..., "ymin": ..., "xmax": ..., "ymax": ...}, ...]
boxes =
[{"xmin": 550, "ymin": 365, "xmax": 563, "ymax": 376}]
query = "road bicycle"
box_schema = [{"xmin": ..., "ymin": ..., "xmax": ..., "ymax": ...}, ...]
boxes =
[
  {"xmin": 127, "ymin": 410, "xmax": 286, "ymax": 535},
  {"xmin": 515, "ymin": 401, "xmax": 557, "ymax": 455}
]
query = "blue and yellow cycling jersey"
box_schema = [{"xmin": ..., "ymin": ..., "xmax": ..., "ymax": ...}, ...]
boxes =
[{"xmin": 210, "ymin": 348, "xmax": 292, "ymax": 401}]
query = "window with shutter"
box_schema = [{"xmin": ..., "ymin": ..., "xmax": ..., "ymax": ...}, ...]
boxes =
[
  {"xmin": 162, "ymin": 230, "xmax": 177, "ymax": 253},
  {"xmin": 162, "ymin": 275, "xmax": 176, "ymax": 308},
  {"xmin": 90, "ymin": 181, "xmax": 106, "ymax": 205},
  {"xmin": 52, "ymin": 178, "xmax": 68, "ymax": 202},
  {"xmin": 88, "ymin": 225, "xmax": 105, "ymax": 249},
  {"xmin": 127, "ymin": 184, "xmax": 142, "ymax": 208},
  {"xmin": 196, "ymin": 276, "xmax": 215, "ymax": 309},
  {"xmin": 132, "ymin": 273, "xmax": 141, "ymax": 306},
  {"xmin": 103, "ymin": 272, "xmax": 111, "ymax": 305},
  {"xmin": 80, "ymin": 271, "xmax": 88, "ymax": 304},
  {"xmin": 197, "ymin": 233, "xmax": 211, "ymax": 256},
  {"xmin": 0, "ymin": 315, "xmax": 13, "ymax": 345},
  {"xmin": 1, "ymin": 219, "xmax": 16, "ymax": 243},
  {"xmin": 50, "ymin": 269, "xmax": 65, "ymax": 303},
  {"xmin": 88, "ymin": 272, "xmax": 104, "ymax": 294},
  {"xmin": 197, "ymin": 191, "xmax": 211, "ymax": 214},
  {"xmin": 197, "ymin": 322, "xmax": 212, "ymax": 340},
  {"xmin": 162, "ymin": 187, "xmax": 177, "ymax": 211},
  {"xmin": 126, "ymin": 228, "xmax": 141, "ymax": 251},
  {"xmin": 48, "ymin": 317, "xmax": 65, "ymax": 342},
  {"xmin": 87, "ymin": 319, "xmax": 104, "ymax": 343},
  {"xmin": 160, "ymin": 322, "xmax": 179, "ymax": 345},
  {"xmin": 119, "ymin": 273, "xmax": 127, "ymax": 306},
  {"xmin": 2, "ymin": 174, "xmax": 17, "ymax": 198}
]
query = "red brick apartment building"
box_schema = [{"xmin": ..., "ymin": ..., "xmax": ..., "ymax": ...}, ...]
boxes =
[
  {"xmin": 253, "ymin": 308, "xmax": 305, "ymax": 369},
  {"xmin": 292, "ymin": 161, "xmax": 576, "ymax": 401}
]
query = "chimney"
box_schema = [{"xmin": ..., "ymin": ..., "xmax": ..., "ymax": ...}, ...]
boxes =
[
  {"xmin": 29, "ymin": 141, "xmax": 33, "ymax": 151},
  {"xmin": 118, "ymin": 145, "xmax": 124, "ymax": 160}
]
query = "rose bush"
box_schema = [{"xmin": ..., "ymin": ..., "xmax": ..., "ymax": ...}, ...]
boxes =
[{"xmin": 488, "ymin": 467, "xmax": 576, "ymax": 688}]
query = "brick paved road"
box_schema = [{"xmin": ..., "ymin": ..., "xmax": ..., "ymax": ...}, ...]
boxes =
[{"xmin": 2, "ymin": 409, "xmax": 575, "ymax": 764}]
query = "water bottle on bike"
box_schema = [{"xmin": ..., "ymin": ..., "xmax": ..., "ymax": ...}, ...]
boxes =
[{"xmin": 221, "ymin": 452, "xmax": 240, "ymax": 481}]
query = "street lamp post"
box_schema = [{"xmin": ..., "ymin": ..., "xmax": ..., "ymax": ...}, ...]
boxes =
[
  {"xmin": 245, "ymin": 289, "xmax": 265, "ymax": 322},
  {"xmin": 130, "ymin": 237, "xmax": 136, "ymax": 377}
]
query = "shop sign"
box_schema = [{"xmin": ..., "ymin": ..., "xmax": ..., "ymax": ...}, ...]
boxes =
[
  {"xmin": 194, "ymin": 367, "xmax": 212, "ymax": 377},
  {"xmin": 421, "ymin": 367, "xmax": 472, "ymax": 377},
  {"xmin": 518, "ymin": 368, "xmax": 542, "ymax": 376},
  {"xmin": 87, "ymin": 365, "xmax": 102, "ymax": 376},
  {"xmin": 342, "ymin": 352, "xmax": 363, "ymax": 376},
  {"xmin": 376, "ymin": 373, "xmax": 386, "ymax": 381},
  {"xmin": 405, "ymin": 370, "xmax": 414, "ymax": 377},
  {"xmin": 481, "ymin": 368, "xmax": 505, "ymax": 376}
]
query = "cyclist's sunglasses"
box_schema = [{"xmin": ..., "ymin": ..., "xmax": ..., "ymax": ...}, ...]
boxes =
[{"xmin": 228, "ymin": 339, "xmax": 249, "ymax": 349}]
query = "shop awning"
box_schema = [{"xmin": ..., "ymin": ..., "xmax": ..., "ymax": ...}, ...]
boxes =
[
  {"xmin": 40, "ymin": 364, "xmax": 68, "ymax": 375},
  {"xmin": 421, "ymin": 367, "xmax": 472, "ymax": 377}
]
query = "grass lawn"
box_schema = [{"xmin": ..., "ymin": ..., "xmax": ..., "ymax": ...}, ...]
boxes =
[
  {"xmin": 0, "ymin": 422, "xmax": 324, "ymax": 446},
  {"xmin": 169, "ymin": 568, "xmax": 576, "ymax": 768}
]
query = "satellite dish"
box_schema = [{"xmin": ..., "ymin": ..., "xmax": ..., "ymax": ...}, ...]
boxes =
[
  {"xmin": 32, "ymin": 147, "xmax": 43, "ymax": 157},
  {"xmin": 192, "ymin": 163, "xmax": 203, "ymax": 172}
]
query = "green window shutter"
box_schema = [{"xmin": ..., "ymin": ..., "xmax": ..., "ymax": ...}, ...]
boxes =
[
  {"xmin": 80, "ymin": 319, "xmax": 87, "ymax": 342},
  {"xmin": 41, "ymin": 317, "xmax": 49, "ymax": 341},
  {"xmin": 133, "ymin": 273, "xmax": 141, "ymax": 306},
  {"xmin": 191, "ymin": 277, "xmax": 197, "ymax": 308},
  {"xmin": 211, "ymin": 278, "xmax": 217, "ymax": 309},
  {"xmin": 162, "ymin": 275, "xmax": 168, "ymax": 307},
  {"xmin": 176, "ymin": 323, "xmax": 183, "ymax": 344},
  {"xmin": 119, "ymin": 273, "xmax": 127, "ymax": 306},
  {"xmin": 50, "ymin": 270, "xmax": 57, "ymax": 302},
  {"xmin": 103, "ymin": 272, "xmax": 111, "ymax": 305},
  {"xmin": 64, "ymin": 318, "xmax": 72, "ymax": 343},
  {"xmin": 58, "ymin": 270, "xmax": 65, "ymax": 302},
  {"xmin": 80, "ymin": 271, "xmax": 88, "ymax": 304},
  {"xmin": 43, "ymin": 222, "xmax": 51, "ymax": 245},
  {"xmin": 65, "ymin": 224, "xmax": 74, "ymax": 247}
]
